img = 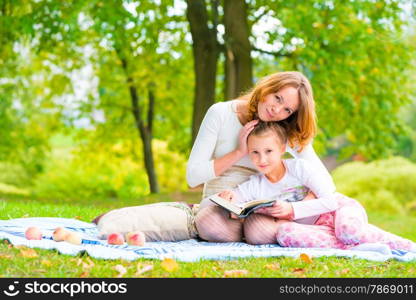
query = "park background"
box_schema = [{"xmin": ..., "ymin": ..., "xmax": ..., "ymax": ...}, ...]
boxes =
[{"xmin": 1, "ymin": 0, "xmax": 416, "ymax": 277}]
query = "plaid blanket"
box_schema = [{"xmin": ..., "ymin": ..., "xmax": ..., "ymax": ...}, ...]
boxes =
[{"xmin": 1, "ymin": 217, "xmax": 415, "ymax": 262}]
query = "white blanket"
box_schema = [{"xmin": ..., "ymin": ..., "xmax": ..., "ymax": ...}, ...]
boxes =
[{"xmin": 1, "ymin": 217, "xmax": 415, "ymax": 262}]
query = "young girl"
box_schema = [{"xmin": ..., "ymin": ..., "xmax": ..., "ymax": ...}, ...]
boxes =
[{"xmin": 196, "ymin": 121, "xmax": 416, "ymax": 252}]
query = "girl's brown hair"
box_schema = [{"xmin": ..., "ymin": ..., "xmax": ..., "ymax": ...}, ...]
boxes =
[
  {"xmin": 248, "ymin": 121, "xmax": 288, "ymax": 146},
  {"xmin": 239, "ymin": 71, "xmax": 316, "ymax": 151}
]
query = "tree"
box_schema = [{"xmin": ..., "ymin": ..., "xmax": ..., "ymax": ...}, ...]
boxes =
[
  {"xmin": 185, "ymin": 0, "xmax": 219, "ymax": 144},
  {"xmin": 223, "ymin": 0, "xmax": 252, "ymax": 99}
]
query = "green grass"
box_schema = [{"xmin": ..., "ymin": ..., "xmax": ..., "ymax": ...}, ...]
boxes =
[{"xmin": 0, "ymin": 193, "xmax": 415, "ymax": 278}]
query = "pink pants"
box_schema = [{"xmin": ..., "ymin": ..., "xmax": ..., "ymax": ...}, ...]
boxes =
[{"xmin": 276, "ymin": 194, "xmax": 416, "ymax": 251}]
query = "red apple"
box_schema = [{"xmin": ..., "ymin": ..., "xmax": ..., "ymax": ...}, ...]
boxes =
[
  {"xmin": 107, "ymin": 233, "xmax": 125, "ymax": 245},
  {"xmin": 25, "ymin": 226, "xmax": 42, "ymax": 240},
  {"xmin": 64, "ymin": 232, "xmax": 82, "ymax": 245},
  {"xmin": 126, "ymin": 231, "xmax": 146, "ymax": 246},
  {"xmin": 52, "ymin": 227, "xmax": 70, "ymax": 242}
]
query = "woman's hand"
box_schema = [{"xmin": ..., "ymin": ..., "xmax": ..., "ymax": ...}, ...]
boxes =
[
  {"xmin": 255, "ymin": 200, "xmax": 294, "ymax": 220},
  {"xmin": 236, "ymin": 119, "xmax": 259, "ymax": 156}
]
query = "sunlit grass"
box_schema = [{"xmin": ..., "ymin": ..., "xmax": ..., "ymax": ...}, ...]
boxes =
[{"xmin": 0, "ymin": 194, "xmax": 415, "ymax": 278}]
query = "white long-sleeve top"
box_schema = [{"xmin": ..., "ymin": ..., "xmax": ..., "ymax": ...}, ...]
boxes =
[
  {"xmin": 233, "ymin": 158, "xmax": 338, "ymax": 224},
  {"xmin": 186, "ymin": 100, "xmax": 335, "ymax": 190}
]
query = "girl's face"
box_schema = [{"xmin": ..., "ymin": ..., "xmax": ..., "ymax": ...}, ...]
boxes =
[
  {"xmin": 257, "ymin": 86, "xmax": 300, "ymax": 122},
  {"xmin": 247, "ymin": 133, "xmax": 286, "ymax": 176}
]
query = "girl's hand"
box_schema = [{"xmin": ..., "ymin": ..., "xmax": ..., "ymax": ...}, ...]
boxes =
[
  {"xmin": 255, "ymin": 200, "xmax": 294, "ymax": 220},
  {"xmin": 218, "ymin": 190, "xmax": 242, "ymax": 221},
  {"xmin": 236, "ymin": 119, "xmax": 259, "ymax": 156},
  {"xmin": 218, "ymin": 190, "xmax": 235, "ymax": 202},
  {"xmin": 303, "ymin": 191, "xmax": 317, "ymax": 201}
]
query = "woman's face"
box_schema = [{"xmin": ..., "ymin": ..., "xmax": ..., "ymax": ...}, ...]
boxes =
[{"xmin": 257, "ymin": 86, "xmax": 300, "ymax": 122}]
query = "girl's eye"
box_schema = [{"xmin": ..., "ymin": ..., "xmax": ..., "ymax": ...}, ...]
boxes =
[
  {"xmin": 252, "ymin": 151, "xmax": 259, "ymax": 154},
  {"xmin": 266, "ymin": 149, "xmax": 273, "ymax": 153},
  {"xmin": 274, "ymin": 95, "xmax": 282, "ymax": 103},
  {"xmin": 285, "ymin": 108, "xmax": 292, "ymax": 114}
]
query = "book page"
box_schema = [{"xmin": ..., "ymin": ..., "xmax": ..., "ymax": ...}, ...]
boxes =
[
  {"xmin": 209, "ymin": 194, "xmax": 243, "ymax": 215},
  {"xmin": 242, "ymin": 199, "xmax": 275, "ymax": 209}
]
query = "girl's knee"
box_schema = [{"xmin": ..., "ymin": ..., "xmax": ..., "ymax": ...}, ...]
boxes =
[
  {"xmin": 275, "ymin": 221, "xmax": 297, "ymax": 247},
  {"xmin": 335, "ymin": 221, "xmax": 366, "ymax": 244},
  {"xmin": 244, "ymin": 214, "xmax": 278, "ymax": 245},
  {"xmin": 195, "ymin": 206, "xmax": 242, "ymax": 242}
]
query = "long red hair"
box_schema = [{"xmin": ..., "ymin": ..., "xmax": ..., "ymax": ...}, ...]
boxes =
[{"xmin": 239, "ymin": 71, "xmax": 316, "ymax": 152}]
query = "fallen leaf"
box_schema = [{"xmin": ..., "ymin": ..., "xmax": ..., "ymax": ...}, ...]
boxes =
[
  {"xmin": 135, "ymin": 263, "xmax": 153, "ymax": 276},
  {"xmin": 223, "ymin": 269, "xmax": 249, "ymax": 277},
  {"xmin": 293, "ymin": 268, "xmax": 305, "ymax": 275},
  {"xmin": 299, "ymin": 253, "xmax": 313, "ymax": 264},
  {"xmin": 114, "ymin": 265, "xmax": 127, "ymax": 278},
  {"xmin": 265, "ymin": 263, "xmax": 280, "ymax": 270},
  {"xmin": 41, "ymin": 259, "xmax": 52, "ymax": 267},
  {"xmin": 20, "ymin": 248, "xmax": 38, "ymax": 258},
  {"xmin": 161, "ymin": 258, "xmax": 178, "ymax": 272},
  {"xmin": 340, "ymin": 268, "xmax": 350, "ymax": 275},
  {"xmin": 83, "ymin": 257, "xmax": 95, "ymax": 269},
  {"xmin": 194, "ymin": 271, "xmax": 207, "ymax": 278},
  {"xmin": 79, "ymin": 271, "xmax": 90, "ymax": 278},
  {"xmin": 0, "ymin": 253, "xmax": 13, "ymax": 259}
]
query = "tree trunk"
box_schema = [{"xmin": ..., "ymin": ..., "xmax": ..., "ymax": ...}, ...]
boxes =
[
  {"xmin": 223, "ymin": 0, "xmax": 253, "ymax": 100},
  {"xmin": 186, "ymin": 0, "xmax": 219, "ymax": 145},
  {"xmin": 118, "ymin": 54, "xmax": 159, "ymax": 194},
  {"xmin": 129, "ymin": 82, "xmax": 159, "ymax": 194}
]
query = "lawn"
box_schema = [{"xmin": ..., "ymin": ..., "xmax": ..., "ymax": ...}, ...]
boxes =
[{"xmin": 1, "ymin": 193, "xmax": 415, "ymax": 278}]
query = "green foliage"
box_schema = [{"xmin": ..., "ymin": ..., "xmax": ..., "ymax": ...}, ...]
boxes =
[
  {"xmin": 1, "ymin": 0, "xmax": 415, "ymax": 196},
  {"xmin": 0, "ymin": 163, "xmax": 33, "ymax": 188},
  {"xmin": 31, "ymin": 136, "xmax": 188, "ymax": 200},
  {"xmin": 252, "ymin": 0, "xmax": 416, "ymax": 159},
  {"xmin": 332, "ymin": 156, "xmax": 416, "ymax": 215}
]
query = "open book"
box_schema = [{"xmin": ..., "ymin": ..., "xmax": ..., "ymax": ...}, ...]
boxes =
[{"xmin": 209, "ymin": 194, "xmax": 275, "ymax": 218}]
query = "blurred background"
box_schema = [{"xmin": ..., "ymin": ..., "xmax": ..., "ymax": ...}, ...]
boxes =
[{"xmin": 1, "ymin": 0, "xmax": 416, "ymax": 218}]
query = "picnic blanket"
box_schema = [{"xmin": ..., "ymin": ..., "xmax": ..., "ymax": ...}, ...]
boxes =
[{"xmin": 1, "ymin": 217, "xmax": 415, "ymax": 262}]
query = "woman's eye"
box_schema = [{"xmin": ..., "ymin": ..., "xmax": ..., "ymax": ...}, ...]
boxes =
[{"xmin": 274, "ymin": 95, "xmax": 282, "ymax": 103}]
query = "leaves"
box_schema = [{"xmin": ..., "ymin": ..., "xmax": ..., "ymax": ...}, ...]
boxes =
[
  {"xmin": 223, "ymin": 270, "xmax": 249, "ymax": 278},
  {"xmin": 135, "ymin": 263, "xmax": 153, "ymax": 276},
  {"xmin": 160, "ymin": 258, "xmax": 179, "ymax": 272},
  {"xmin": 19, "ymin": 247, "xmax": 38, "ymax": 258},
  {"xmin": 299, "ymin": 253, "xmax": 313, "ymax": 264},
  {"xmin": 264, "ymin": 263, "xmax": 280, "ymax": 270},
  {"xmin": 114, "ymin": 265, "xmax": 127, "ymax": 278}
]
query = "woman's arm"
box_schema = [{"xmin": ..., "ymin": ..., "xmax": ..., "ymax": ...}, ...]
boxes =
[
  {"xmin": 186, "ymin": 104, "xmax": 257, "ymax": 188},
  {"xmin": 213, "ymin": 119, "xmax": 258, "ymax": 176},
  {"xmin": 290, "ymin": 159, "xmax": 338, "ymax": 219},
  {"xmin": 287, "ymin": 142, "xmax": 336, "ymax": 191}
]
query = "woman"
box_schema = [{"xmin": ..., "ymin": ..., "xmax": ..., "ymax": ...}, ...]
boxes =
[{"xmin": 187, "ymin": 71, "xmax": 332, "ymax": 242}]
